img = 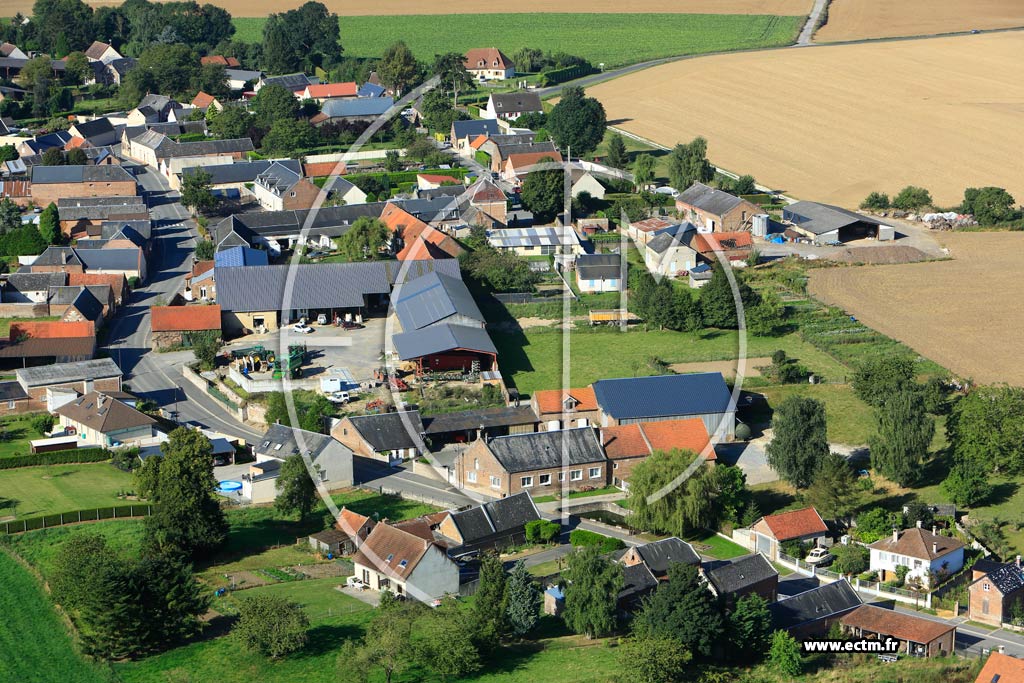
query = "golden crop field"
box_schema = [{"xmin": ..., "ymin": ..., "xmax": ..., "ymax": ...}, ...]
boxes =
[
  {"xmin": 3, "ymin": 0, "xmax": 812, "ymax": 17},
  {"xmin": 589, "ymin": 32, "xmax": 1024, "ymax": 208},
  {"xmin": 815, "ymin": 0, "xmax": 1024, "ymax": 42},
  {"xmin": 808, "ymin": 231, "xmax": 1024, "ymax": 386}
]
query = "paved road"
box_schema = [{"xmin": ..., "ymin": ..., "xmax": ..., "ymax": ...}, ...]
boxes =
[
  {"xmin": 102, "ymin": 165, "xmax": 264, "ymax": 442},
  {"xmin": 797, "ymin": 0, "xmax": 829, "ymax": 46}
]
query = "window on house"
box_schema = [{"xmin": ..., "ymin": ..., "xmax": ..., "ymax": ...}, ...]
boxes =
[
  {"xmin": 521, "ymin": 476, "xmax": 533, "ymax": 488},
  {"xmin": 467, "ymin": 471, "xmax": 477, "ymax": 483},
  {"xmin": 398, "ymin": 559, "xmax": 408, "ymax": 569},
  {"xmin": 474, "ymin": 458, "xmax": 479, "ymax": 470},
  {"xmin": 385, "ymin": 553, "xmax": 394, "ymax": 563},
  {"xmin": 558, "ymin": 472, "xmax": 565, "ymax": 482},
  {"xmin": 588, "ymin": 467, "xmax": 601, "ymax": 479},
  {"xmin": 982, "ymin": 598, "xmax": 989, "ymax": 614},
  {"xmin": 984, "ymin": 582, "xmax": 991, "ymax": 591},
  {"xmin": 490, "ymin": 476, "xmax": 500, "ymax": 489},
  {"xmin": 274, "ymin": 444, "xmax": 282, "ymax": 450},
  {"xmin": 539, "ymin": 474, "xmax": 551, "ymax": 486},
  {"xmin": 570, "ymin": 470, "xmax": 582, "ymax": 481},
  {"xmin": 7, "ymin": 400, "xmax": 14, "ymax": 409},
  {"xmin": 613, "ymin": 463, "xmax": 619, "ymax": 470}
]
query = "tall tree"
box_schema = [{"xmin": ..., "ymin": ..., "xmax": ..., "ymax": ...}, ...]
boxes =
[
  {"xmin": 233, "ymin": 595, "xmax": 309, "ymax": 658},
  {"xmin": 209, "ymin": 105, "xmax": 252, "ymax": 139},
  {"xmin": 145, "ymin": 428, "xmax": 228, "ymax": 559},
  {"xmin": 804, "ymin": 451, "xmax": 858, "ymax": 519},
  {"xmin": 433, "ymin": 52, "xmax": 474, "ymax": 106},
  {"xmin": 62, "ymin": 51, "xmax": 89, "ymax": 86},
  {"xmin": 409, "ymin": 601, "xmax": 482, "ymax": 681},
  {"xmin": 336, "ymin": 216, "xmax": 390, "ymax": 261},
  {"xmin": 667, "ymin": 136, "xmax": 714, "ymax": 192},
  {"xmin": 546, "ymin": 86, "xmax": 607, "ymax": 157},
  {"xmin": 626, "ymin": 452, "xmax": 741, "ymax": 536},
  {"xmin": 251, "ymin": 84, "xmax": 300, "ymax": 129},
  {"xmin": 474, "ymin": 552, "xmax": 508, "ymax": 646},
  {"xmin": 505, "ymin": 560, "xmax": 540, "ymax": 637},
  {"xmin": 377, "ymin": 41, "xmax": 419, "ymax": 97},
  {"xmin": 181, "ymin": 169, "xmax": 216, "ymax": 213},
  {"xmin": 134, "ymin": 43, "xmax": 201, "ymax": 98},
  {"xmin": 562, "ymin": 546, "xmax": 622, "ymax": 638},
  {"xmin": 37, "ymin": 202, "xmax": 60, "ymax": 245},
  {"xmin": 632, "ymin": 152, "xmax": 656, "ymax": 190},
  {"xmin": 852, "ymin": 356, "xmax": 916, "ymax": 408},
  {"xmin": 870, "ymin": 389, "xmax": 934, "ymax": 487},
  {"xmin": 942, "ymin": 456, "xmax": 992, "ymax": 507},
  {"xmin": 605, "ymin": 132, "xmax": 628, "ymax": 170},
  {"xmin": 0, "ymin": 198, "xmax": 22, "ymax": 232},
  {"xmin": 274, "ymin": 454, "xmax": 318, "ymax": 520},
  {"xmin": 765, "ymin": 396, "xmax": 830, "ymax": 488},
  {"xmin": 699, "ymin": 263, "xmax": 760, "ymax": 330},
  {"xmin": 31, "ymin": 0, "xmax": 94, "ymax": 53},
  {"xmin": 961, "ymin": 186, "xmax": 1018, "ymax": 225},
  {"xmin": 519, "ymin": 162, "xmax": 564, "ymax": 222},
  {"xmin": 617, "ymin": 636, "xmax": 692, "ymax": 683},
  {"xmin": 633, "ymin": 563, "xmax": 724, "ymax": 657},
  {"xmin": 728, "ymin": 594, "xmax": 771, "ymax": 662},
  {"xmin": 769, "ymin": 630, "xmax": 802, "ymax": 677},
  {"xmin": 947, "ymin": 385, "xmax": 1024, "ymax": 474},
  {"xmin": 344, "ymin": 599, "xmax": 418, "ymax": 683}
]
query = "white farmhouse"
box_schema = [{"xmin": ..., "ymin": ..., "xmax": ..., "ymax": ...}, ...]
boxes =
[
  {"xmin": 868, "ymin": 525, "xmax": 965, "ymax": 588},
  {"xmin": 352, "ymin": 522, "xmax": 460, "ymax": 602}
]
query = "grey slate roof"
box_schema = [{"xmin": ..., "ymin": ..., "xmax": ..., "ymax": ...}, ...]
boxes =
[
  {"xmin": 485, "ymin": 427, "xmax": 605, "ymax": 474},
  {"xmin": 183, "ymin": 159, "xmax": 301, "ymax": 186},
  {"xmin": 446, "ymin": 491, "xmax": 541, "ymax": 547},
  {"xmin": 783, "ymin": 201, "xmax": 890, "ymax": 236},
  {"xmin": 64, "ymin": 287, "xmax": 104, "ymax": 321},
  {"xmin": 70, "ymin": 116, "xmax": 116, "ymax": 143},
  {"xmin": 213, "ymin": 202, "xmax": 391, "ymax": 247},
  {"xmin": 16, "ymin": 357, "xmax": 122, "ymax": 388},
  {"xmin": 101, "ymin": 220, "xmax": 152, "ymax": 244},
  {"xmin": 260, "ymin": 73, "xmax": 313, "ymax": 90},
  {"xmin": 0, "ymin": 380, "xmax": 29, "ymax": 401},
  {"xmin": 255, "ymin": 161, "xmax": 303, "ymax": 194},
  {"xmin": 255, "ymin": 422, "xmax": 335, "ymax": 460},
  {"xmin": 347, "ymin": 411, "xmax": 424, "ymax": 451},
  {"xmin": 393, "ymin": 271, "xmax": 483, "ymax": 331},
  {"xmin": 619, "ymin": 563, "xmax": 659, "ymax": 602},
  {"xmin": 576, "ymin": 254, "xmax": 622, "ymax": 281},
  {"xmin": 451, "ymin": 118, "xmax": 501, "ymax": 141},
  {"xmin": 591, "ymin": 373, "xmax": 733, "ymax": 421},
  {"xmin": 677, "ymin": 182, "xmax": 745, "ymax": 217},
  {"xmin": 705, "ymin": 553, "xmax": 778, "ymax": 595},
  {"xmin": 391, "ymin": 323, "xmax": 496, "ymax": 360},
  {"xmin": 31, "ymin": 247, "xmax": 83, "ymax": 268},
  {"xmin": 635, "ymin": 537, "xmax": 701, "ymax": 574},
  {"xmin": 215, "ymin": 260, "xmax": 460, "ymax": 312},
  {"xmin": 7, "ymin": 271, "xmax": 66, "ymax": 291},
  {"xmin": 357, "ymin": 82, "xmax": 386, "ymax": 98},
  {"xmin": 488, "ymin": 91, "xmax": 542, "ymax": 115},
  {"xmin": 423, "ymin": 406, "xmax": 539, "ymax": 435},
  {"xmin": 77, "ymin": 248, "xmax": 142, "ymax": 273},
  {"xmin": 646, "ymin": 223, "xmax": 697, "ymax": 254},
  {"xmin": 57, "ymin": 196, "xmax": 147, "ymax": 221},
  {"xmin": 226, "ymin": 68, "xmax": 262, "ymax": 85},
  {"xmin": 321, "ymin": 97, "xmax": 394, "ymax": 118},
  {"xmin": 32, "ymin": 164, "xmax": 135, "ymax": 184},
  {"xmin": 769, "ymin": 580, "xmax": 862, "ymax": 632},
  {"xmin": 983, "ymin": 563, "xmax": 1024, "ymax": 595}
]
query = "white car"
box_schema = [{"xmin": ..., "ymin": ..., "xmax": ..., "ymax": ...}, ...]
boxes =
[
  {"xmin": 805, "ymin": 547, "xmax": 834, "ymax": 566},
  {"xmin": 292, "ymin": 322, "xmax": 313, "ymax": 334},
  {"xmin": 326, "ymin": 391, "xmax": 353, "ymax": 404}
]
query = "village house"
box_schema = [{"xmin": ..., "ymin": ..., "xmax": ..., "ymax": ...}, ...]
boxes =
[
  {"xmin": 380, "ymin": 204, "xmax": 463, "ymax": 261},
  {"xmin": 321, "ymin": 176, "xmax": 368, "ymax": 206},
  {"xmin": 435, "ymin": 492, "xmax": 541, "ymax": 557},
  {"xmin": 483, "ymin": 91, "xmax": 543, "ymax": 121},
  {"xmin": 127, "ymin": 94, "xmax": 178, "ymax": 125},
  {"xmin": 351, "ymin": 521, "xmax": 460, "ymax": 601},
  {"xmin": 592, "ymin": 373, "xmax": 735, "ymax": 440},
  {"xmin": 531, "ymin": 386, "xmax": 600, "ymax": 431},
  {"xmin": 769, "ymin": 579, "xmax": 863, "ymax": 639},
  {"xmin": 295, "ymin": 82, "xmax": 358, "ymax": 103},
  {"xmin": 868, "ymin": 525, "xmax": 965, "ymax": 588},
  {"xmin": 675, "ymin": 182, "xmax": 761, "ymax": 233},
  {"xmin": 703, "ymin": 553, "xmax": 779, "ymax": 606},
  {"xmin": 464, "ymin": 48, "xmax": 515, "ymax": 81},
  {"xmin": 469, "ymin": 178, "xmax": 508, "ymax": 224},
  {"xmin": 256, "ymin": 72, "xmax": 314, "ymax": 92},
  {"xmin": 840, "ymin": 604, "xmax": 955, "ymax": 658},
  {"xmin": 318, "ymin": 97, "xmax": 394, "ymax": 124},
  {"xmin": 68, "ymin": 116, "xmax": 120, "ymax": 147},
  {"xmin": 975, "ymin": 653, "xmax": 1024, "ymax": 683},
  {"xmin": 455, "ymin": 427, "xmax": 607, "ymax": 498},
  {"xmin": 423, "ymin": 407, "xmax": 538, "ymax": 451},
  {"xmin": 243, "ymin": 424, "xmax": 354, "ymax": 504},
  {"xmin": 750, "ymin": 507, "xmax": 829, "ymax": 560},
  {"xmin": 575, "ymin": 254, "xmax": 623, "ymax": 293},
  {"xmin": 30, "ymin": 165, "xmax": 137, "ymax": 206},
  {"xmin": 84, "ymin": 41, "xmax": 122, "ymax": 64},
  {"xmin": 253, "ymin": 161, "xmax": 321, "ymax": 211},
  {"xmin": 969, "ymin": 557, "xmax": 1024, "ymax": 627},
  {"xmin": 149, "ymin": 305, "xmax": 221, "ymax": 350},
  {"xmin": 618, "ymin": 562, "xmax": 659, "ymax": 612},
  {"xmin": 57, "ymin": 196, "xmax": 148, "ymax": 237},
  {"xmin": 621, "ymin": 537, "xmax": 701, "ymax": 580},
  {"xmin": 644, "ymin": 223, "xmax": 700, "ymax": 279},
  {"xmin": 309, "ymin": 507, "xmax": 376, "ymax": 557},
  {"xmin": 331, "ymin": 411, "xmax": 425, "ymax": 465},
  {"xmin": 451, "ymin": 119, "xmax": 502, "ymax": 157},
  {"xmin": 54, "ymin": 391, "xmax": 158, "ymax": 448},
  {"xmin": 503, "ymin": 150, "xmax": 563, "ymax": 181},
  {"xmin": 183, "ymin": 261, "xmax": 215, "ymax": 302},
  {"xmin": 601, "ymin": 418, "xmax": 713, "ymax": 490},
  {"xmin": 487, "ymin": 226, "xmax": 583, "ymax": 258},
  {"xmin": 190, "ymin": 91, "xmax": 224, "ymax": 113},
  {"xmin": 174, "ymin": 159, "xmax": 302, "ymax": 193}
]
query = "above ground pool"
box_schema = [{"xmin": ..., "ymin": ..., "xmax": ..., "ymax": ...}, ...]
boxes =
[{"xmin": 217, "ymin": 480, "xmax": 242, "ymax": 493}]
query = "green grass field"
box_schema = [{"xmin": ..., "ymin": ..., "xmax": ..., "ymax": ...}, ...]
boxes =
[
  {"xmin": 0, "ymin": 550, "xmax": 112, "ymax": 683},
  {"xmin": 0, "ymin": 463, "xmax": 135, "ymax": 519},
  {"xmin": 0, "ymin": 414, "xmax": 53, "ymax": 458},
  {"xmin": 232, "ymin": 14, "xmax": 803, "ymax": 68}
]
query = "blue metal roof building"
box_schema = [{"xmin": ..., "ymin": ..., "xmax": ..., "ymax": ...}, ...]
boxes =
[
  {"xmin": 214, "ymin": 245, "xmax": 269, "ymax": 268},
  {"xmin": 592, "ymin": 372, "xmax": 735, "ymax": 439}
]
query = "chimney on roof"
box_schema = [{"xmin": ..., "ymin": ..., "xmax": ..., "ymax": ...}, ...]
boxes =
[
  {"xmin": 932, "ymin": 525, "xmax": 937, "ymax": 535},
  {"xmin": 932, "ymin": 541, "xmax": 938, "ymax": 555},
  {"xmin": 1017, "ymin": 555, "xmax": 1021, "ymax": 569},
  {"xmin": 916, "ymin": 520, "xmax": 922, "ymax": 529},
  {"xmin": 892, "ymin": 528, "xmax": 899, "ymax": 543}
]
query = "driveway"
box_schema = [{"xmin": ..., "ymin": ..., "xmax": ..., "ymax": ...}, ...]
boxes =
[{"xmin": 716, "ymin": 439, "xmax": 777, "ymax": 485}]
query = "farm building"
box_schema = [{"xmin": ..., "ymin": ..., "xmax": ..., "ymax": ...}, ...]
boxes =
[
  {"xmin": 319, "ymin": 97, "xmax": 395, "ymax": 124},
  {"xmin": 532, "ymin": 387, "xmax": 600, "ymax": 431},
  {"xmin": 628, "ymin": 216, "xmax": 681, "ymax": 246},
  {"xmin": 783, "ymin": 201, "xmax": 895, "ymax": 243},
  {"xmin": 591, "ymin": 372, "xmax": 735, "ymax": 440},
  {"xmin": 575, "ymin": 254, "xmax": 624, "ymax": 293},
  {"xmin": 675, "ymin": 182, "xmax": 760, "ymax": 233},
  {"xmin": 769, "ymin": 580, "xmax": 862, "ymax": 640},
  {"xmin": 149, "ymin": 305, "xmax": 221, "ymax": 349},
  {"xmin": 175, "ymin": 159, "xmax": 302, "ymax": 193},
  {"xmin": 840, "ymin": 605, "xmax": 955, "ymax": 658},
  {"xmin": 968, "ymin": 558, "xmax": 1024, "ymax": 627},
  {"xmin": 602, "ymin": 418, "xmax": 713, "ymax": 489},
  {"xmin": 423, "ymin": 405, "xmax": 539, "ymax": 447}
]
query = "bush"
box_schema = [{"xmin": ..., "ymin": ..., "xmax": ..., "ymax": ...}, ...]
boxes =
[
  {"xmin": 860, "ymin": 192, "xmax": 890, "ymax": 210},
  {"xmin": 525, "ymin": 519, "xmax": 561, "ymax": 544},
  {"xmin": 0, "ymin": 447, "xmax": 111, "ymax": 470},
  {"xmin": 569, "ymin": 529, "xmax": 624, "ymax": 553},
  {"xmin": 831, "ymin": 543, "xmax": 869, "ymax": 575},
  {"xmin": 29, "ymin": 413, "xmax": 55, "ymax": 435},
  {"xmin": 892, "ymin": 186, "xmax": 933, "ymax": 212},
  {"xmin": 233, "ymin": 595, "xmax": 309, "ymax": 658}
]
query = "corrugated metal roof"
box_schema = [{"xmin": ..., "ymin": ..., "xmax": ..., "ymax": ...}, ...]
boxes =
[
  {"xmin": 16, "ymin": 357, "xmax": 121, "ymax": 387},
  {"xmin": 393, "ymin": 271, "xmax": 483, "ymax": 331},
  {"xmin": 592, "ymin": 372, "xmax": 732, "ymax": 420},
  {"xmin": 214, "ymin": 246, "xmax": 269, "ymax": 268},
  {"xmin": 321, "ymin": 97, "xmax": 394, "ymax": 118},
  {"xmin": 677, "ymin": 182, "xmax": 745, "ymax": 217},
  {"xmin": 391, "ymin": 323, "xmax": 496, "ymax": 360},
  {"xmin": 783, "ymin": 201, "xmax": 890, "ymax": 236}
]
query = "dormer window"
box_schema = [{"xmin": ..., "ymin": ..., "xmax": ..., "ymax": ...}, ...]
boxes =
[
  {"xmin": 386, "ymin": 553, "xmax": 394, "ymax": 563},
  {"xmin": 398, "ymin": 560, "xmax": 408, "ymax": 569}
]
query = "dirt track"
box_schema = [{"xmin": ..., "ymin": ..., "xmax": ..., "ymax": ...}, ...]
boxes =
[
  {"xmin": 815, "ymin": 0, "xmax": 1024, "ymax": 42},
  {"xmin": 3, "ymin": 0, "xmax": 812, "ymax": 16},
  {"xmin": 590, "ymin": 32, "xmax": 1024, "ymax": 208},
  {"xmin": 807, "ymin": 231, "xmax": 1024, "ymax": 385}
]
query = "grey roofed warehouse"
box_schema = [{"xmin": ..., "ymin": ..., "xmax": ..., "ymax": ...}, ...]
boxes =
[{"xmin": 782, "ymin": 200, "xmax": 894, "ymax": 243}]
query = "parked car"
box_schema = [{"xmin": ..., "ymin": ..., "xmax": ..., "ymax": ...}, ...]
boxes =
[
  {"xmin": 805, "ymin": 547, "xmax": 834, "ymax": 567},
  {"xmin": 292, "ymin": 322, "xmax": 313, "ymax": 334},
  {"xmin": 326, "ymin": 391, "xmax": 353, "ymax": 404}
]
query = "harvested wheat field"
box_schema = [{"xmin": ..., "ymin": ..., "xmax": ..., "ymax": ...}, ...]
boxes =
[
  {"xmin": 2, "ymin": 0, "xmax": 812, "ymax": 16},
  {"xmin": 815, "ymin": 0, "xmax": 1024, "ymax": 42},
  {"xmin": 591, "ymin": 32, "xmax": 1024, "ymax": 208},
  {"xmin": 807, "ymin": 231, "xmax": 1024, "ymax": 385}
]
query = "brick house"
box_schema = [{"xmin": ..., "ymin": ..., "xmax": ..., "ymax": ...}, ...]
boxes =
[
  {"xmin": 149, "ymin": 305, "xmax": 221, "ymax": 350},
  {"xmin": 253, "ymin": 162, "xmax": 321, "ymax": 211},
  {"xmin": 331, "ymin": 411, "xmax": 425, "ymax": 465},
  {"xmin": 601, "ymin": 418, "xmax": 713, "ymax": 490},
  {"xmin": 14, "ymin": 358, "xmax": 122, "ymax": 412},
  {"xmin": 750, "ymin": 507, "xmax": 829, "ymax": 560},
  {"xmin": 503, "ymin": 150, "xmax": 563, "ymax": 181},
  {"xmin": 435, "ymin": 492, "xmax": 541, "ymax": 557},
  {"xmin": 769, "ymin": 579, "xmax": 862, "ymax": 640},
  {"xmin": 621, "ymin": 537, "xmax": 700, "ymax": 580},
  {"xmin": 464, "ymin": 48, "xmax": 514, "ymax": 81},
  {"xmin": 840, "ymin": 605, "xmax": 955, "ymax": 658},
  {"xmin": 969, "ymin": 558, "xmax": 1024, "ymax": 627},
  {"xmin": 455, "ymin": 427, "xmax": 607, "ymax": 498},
  {"xmin": 703, "ymin": 553, "xmax": 779, "ymax": 606},
  {"xmin": 351, "ymin": 522, "xmax": 460, "ymax": 602},
  {"xmin": 675, "ymin": 182, "xmax": 761, "ymax": 233},
  {"xmin": 531, "ymin": 386, "xmax": 600, "ymax": 431},
  {"xmin": 30, "ymin": 165, "xmax": 137, "ymax": 206}
]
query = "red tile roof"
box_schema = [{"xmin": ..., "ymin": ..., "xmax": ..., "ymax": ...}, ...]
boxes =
[
  {"xmin": 300, "ymin": 82, "xmax": 357, "ymax": 99},
  {"xmin": 759, "ymin": 507, "xmax": 828, "ymax": 541},
  {"xmin": 693, "ymin": 231, "xmax": 754, "ymax": 254},
  {"xmin": 631, "ymin": 217, "xmax": 676, "ymax": 234},
  {"xmin": 336, "ymin": 507, "xmax": 372, "ymax": 539},
  {"xmin": 150, "ymin": 305, "xmax": 221, "ymax": 332},
  {"xmin": 201, "ymin": 55, "xmax": 240, "ymax": 67},
  {"xmin": 840, "ymin": 605, "xmax": 954, "ymax": 645},
  {"xmin": 464, "ymin": 48, "xmax": 513, "ymax": 71},
  {"xmin": 469, "ymin": 134, "xmax": 489, "ymax": 150},
  {"xmin": 191, "ymin": 91, "xmax": 217, "ymax": 108},
  {"xmin": 381, "ymin": 204, "xmax": 463, "ymax": 260},
  {"xmin": 602, "ymin": 419, "xmax": 713, "ymax": 461},
  {"xmin": 533, "ymin": 387, "xmax": 597, "ymax": 415},
  {"xmin": 417, "ymin": 173, "xmax": 461, "ymax": 186},
  {"xmin": 505, "ymin": 151, "xmax": 563, "ymax": 174},
  {"xmin": 10, "ymin": 320, "xmax": 95, "ymax": 340},
  {"xmin": 303, "ymin": 161, "xmax": 346, "ymax": 177},
  {"xmin": 352, "ymin": 522, "xmax": 432, "ymax": 580},
  {"xmin": 64, "ymin": 136, "xmax": 87, "ymax": 150},
  {"xmin": 976, "ymin": 652, "xmax": 1024, "ymax": 683}
]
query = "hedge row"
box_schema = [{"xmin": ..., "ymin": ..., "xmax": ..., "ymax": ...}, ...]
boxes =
[
  {"xmin": 569, "ymin": 528, "xmax": 625, "ymax": 553},
  {"xmin": 539, "ymin": 64, "xmax": 599, "ymax": 86},
  {"xmin": 1, "ymin": 504, "xmax": 153, "ymax": 535},
  {"xmin": 0, "ymin": 447, "xmax": 111, "ymax": 470},
  {"xmin": 345, "ymin": 167, "xmax": 468, "ymax": 186}
]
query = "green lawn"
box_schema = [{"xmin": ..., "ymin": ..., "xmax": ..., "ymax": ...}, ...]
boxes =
[
  {"xmin": 0, "ymin": 463, "xmax": 136, "ymax": 519},
  {"xmin": 758, "ymin": 384, "xmax": 875, "ymax": 445},
  {"xmin": 233, "ymin": 14, "xmax": 803, "ymax": 68},
  {"xmin": 686, "ymin": 530, "xmax": 748, "ymax": 560},
  {"xmin": 0, "ymin": 550, "xmax": 112, "ymax": 683},
  {"xmin": 0, "ymin": 414, "xmax": 53, "ymax": 458},
  {"xmin": 495, "ymin": 327, "xmax": 853, "ymax": 397}
]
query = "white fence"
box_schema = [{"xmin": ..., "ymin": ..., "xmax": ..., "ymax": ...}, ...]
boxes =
[
  {"xmin": 305, "ymin": 149, "xmax": 407, "ymax": 163},
  {"xmin": 777, "ymin": 552, "xmax": 932, "ymax": 608}
]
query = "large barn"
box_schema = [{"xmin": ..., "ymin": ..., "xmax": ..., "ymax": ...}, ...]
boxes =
[{"xmin": 783, "ymin": 201, "xmax": 895, "ymax": 244}]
